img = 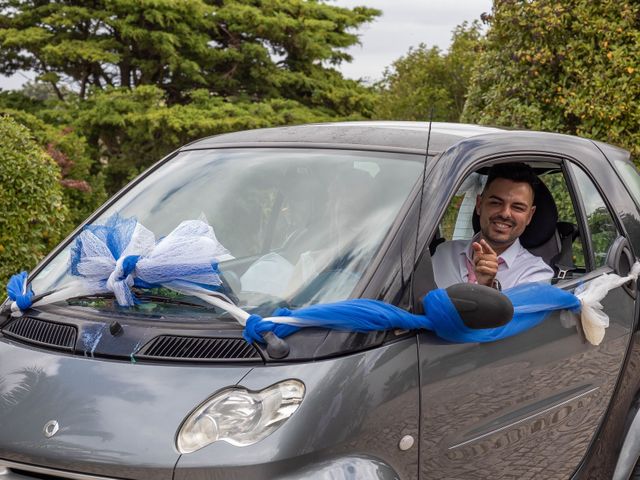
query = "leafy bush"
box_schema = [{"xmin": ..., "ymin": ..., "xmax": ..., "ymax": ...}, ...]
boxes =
[
  {"xmin": 463, "ymin": 1, "xmax": 640, "ymax": 157},
  {"xmin": 0, "ymin": 116, "xmax": 68, "ymax": 290},
  {"xmin": 0, "ymin": 107, "xmax": 106, "ymax": 228}
]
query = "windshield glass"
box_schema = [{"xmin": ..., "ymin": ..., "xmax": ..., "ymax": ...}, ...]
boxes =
[{"xmin": 31, "ymin": 148, "xmax": 423, "ymax": 317}]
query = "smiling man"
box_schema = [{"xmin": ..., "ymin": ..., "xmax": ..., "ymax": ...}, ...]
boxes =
[{"xmin": 432, "ymin": 163, "xmax": 554, "ymax": 290}]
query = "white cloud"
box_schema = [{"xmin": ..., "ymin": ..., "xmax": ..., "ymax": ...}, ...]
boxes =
[
  {"xmin": 0, "ymin": 71, "xmax": 34, "ymax": 91},
  {"xmin": 332, "ymin": 0, "xmax": 493, "ymax": 82}
]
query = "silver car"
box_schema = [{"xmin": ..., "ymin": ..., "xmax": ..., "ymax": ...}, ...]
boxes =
[{"xmin": 2, "ymin": 122, "xmax": 640, "ymax": 479}]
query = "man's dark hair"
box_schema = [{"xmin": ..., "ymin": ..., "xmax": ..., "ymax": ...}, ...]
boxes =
[{"xmin": 483, "ymin": 163, "xmax": 540, "ymax": 199}]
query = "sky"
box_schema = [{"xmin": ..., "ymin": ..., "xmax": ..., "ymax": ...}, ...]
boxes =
[
  {"xmin": 0, "ymin": 0, "xmax": 494, "ymax": 90},
  {"xmin": 332, "ymin": 0, "xmax": 493, "ymax": 82}
]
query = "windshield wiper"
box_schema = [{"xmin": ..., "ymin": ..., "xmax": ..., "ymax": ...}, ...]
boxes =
[
  {"xmin": 1, "ymin": 288, "xmax": 59, "ymax": 317},
  {"xmin": 135, "ymin": 292, "xmax": 242, "ymax": 312},
  {"xmin": 56, "ymin": 291, "xmax": 240, "ymax": 314},
  {"xmin": 1, "ymin": 289, "xmax": 231, "ymax": 315},
  {"xmin": 2, "ymin": 285, "xmax": 290, "ymax": 358}
]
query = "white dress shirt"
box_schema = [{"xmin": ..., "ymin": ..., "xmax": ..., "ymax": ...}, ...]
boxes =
[{"xmin": 431, "ymin": 235, "xmax": 554, "ymax": 289}]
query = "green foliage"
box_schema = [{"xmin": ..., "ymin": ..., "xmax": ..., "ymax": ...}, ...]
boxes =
[
  {"xmin": 0, "ymin": 116, "xmax": 68, "ymax": 290},
  {"xmin": 0, "ymin": 107, "xmax": 107, "ymax": 227},
  {"xmin": 463, "ymin": 1, "xmax": 640, "ymax": 157},
  {"xmin": 0, "ymin": 88, "xmax": 47, "ymax": 114},
  {"xmin": 0, "ymin": 0, "xmax": 379, "ymax": 113},
  {"xmin": 73, "ymin": 86, "xmax": 340, "ymax": 192},
  {"xmin": 375, "ymin": 21, "xmax": 483, "ymax": 122},
  {"xmin": 0, "ymin": 0, "xmax": 380, "ymax": 199}
]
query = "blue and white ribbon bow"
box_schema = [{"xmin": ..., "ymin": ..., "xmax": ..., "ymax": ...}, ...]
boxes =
[{"xmin": 7, "ymin": 215, "xmax": 233, "ymax": 311}]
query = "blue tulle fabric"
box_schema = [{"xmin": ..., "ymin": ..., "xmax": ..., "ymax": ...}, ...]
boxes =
[
  {"xmin": 242, "ymin": 282, "xmax": 582, "ymax": 344},
  {"xmin": 6, "ymin": 271, "xmax": 34, "ymax": 311},
  {"xmin": 67, "ymin": 214, "xmax": 230, "ymax": 306},
  {"xmin": 69, "ymin": 215, "xmax": 138, "ymax": 276},
  {"xmin": 243, "ymin": 315, "xmax": 303, "ymax": 344},
  {"xmin": 6, "ymin": 213, "xmax": 586, "ymax": 346}
]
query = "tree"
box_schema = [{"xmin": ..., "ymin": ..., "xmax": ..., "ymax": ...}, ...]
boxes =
[
  {"xmin": 0, "ymin": 116, "xmax": 68, "ymax": 290},
  {"xmin": 0, "ymin": 0, "xmax": 379, "ymax": 114},
  {"xmin": 463, "ymin": 1, "xmax": 640, "ymax": 157},
  {"xmin": 0, "ymin": 1, "xmax": 381, "ymax": 203},
  {"xmin": 375, "ymin": 21, "xmax": 483, "ymax": 122},
  {"xmin": 73, "ymin": 86, "xmax": 339, "ymax": 192}
]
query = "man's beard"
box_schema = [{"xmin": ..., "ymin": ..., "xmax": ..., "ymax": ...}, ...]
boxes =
[{"xmin": 483, "ymin": 215, "xmax": 518, "ymax": 246}]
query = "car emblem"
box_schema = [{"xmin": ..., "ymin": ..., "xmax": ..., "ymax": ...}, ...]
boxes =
[{"xmin": 43, "ymin": 420, "xmax": 59, "ymax": 438}]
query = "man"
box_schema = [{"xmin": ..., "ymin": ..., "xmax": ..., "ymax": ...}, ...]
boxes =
[{"xmin": 432, "ymin": 163, "xmax": 554, "ymax": 290}]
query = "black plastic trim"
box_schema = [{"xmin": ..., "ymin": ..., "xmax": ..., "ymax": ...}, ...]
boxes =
[
  {"xmin": 136, "ymin": 335, "xmax": 262, "ymax": 362},
  {"xmin": 2, "ymin": 316, "xmax": 77, "ymax": 351}
]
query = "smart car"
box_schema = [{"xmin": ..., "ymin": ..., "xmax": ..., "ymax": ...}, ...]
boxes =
[{"xmin": 2, "ymin": 121, "xmax": 640, "ymax": 479}]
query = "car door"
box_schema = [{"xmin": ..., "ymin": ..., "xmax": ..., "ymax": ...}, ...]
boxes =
[{"xmin": 417, "ymin": 156, "xmax": 637, "ymax": 480}]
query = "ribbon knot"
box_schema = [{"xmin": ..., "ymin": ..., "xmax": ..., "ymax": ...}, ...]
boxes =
[
  {"xmin": 8, "ymin": 215, "xmax": 232, "ymax": 311},
  {"xmin": 243, "ymin": 314, "xmax": 267, "ymax": 344},
  {"xmin": 106, "ymin": 255, "xmax": 141, "ymax": 306},
  {"xmin": 7, "ymin": 272, "xmax": 34, "ymax": 312}
]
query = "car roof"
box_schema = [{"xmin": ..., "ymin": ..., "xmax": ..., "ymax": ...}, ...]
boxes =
[{"xmin": 182, "ymin": 121, "xmax": 506, "ymax": 155}]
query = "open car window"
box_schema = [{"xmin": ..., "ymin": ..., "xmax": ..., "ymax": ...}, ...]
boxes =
[{"xmin": 431, "ymin": 161, "xmax": 594, "ymax": 283}]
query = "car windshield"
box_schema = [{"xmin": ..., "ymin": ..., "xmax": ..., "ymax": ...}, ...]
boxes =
[{"xmin": 31, "ymin": 148, "xmax": 423, "ymax": 317}]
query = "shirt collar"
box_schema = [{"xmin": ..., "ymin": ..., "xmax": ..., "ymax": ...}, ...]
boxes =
[{"xmin": 463, "ymin": 234, "xmax": 522, "ymax": 269}]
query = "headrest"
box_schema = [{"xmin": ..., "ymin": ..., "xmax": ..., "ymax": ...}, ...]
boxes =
[{"xmin": 472, "ymin": 179, "xmax": 558, "ymax": 249}]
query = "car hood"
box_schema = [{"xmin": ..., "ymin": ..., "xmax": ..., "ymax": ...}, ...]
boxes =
[{"xmin": 0, "ymin": 338, "xmax": 252, "ymax": 480}]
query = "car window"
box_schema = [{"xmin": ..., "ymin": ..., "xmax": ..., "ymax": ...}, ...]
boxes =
[
  {"xmin": 31, "ymin": 148, "xmax": 424, "ymax": 315},
  {"xmin": 438, "ymin": 172, "xmax": 485, "ymax": 242},
  {"xmin": 539, "ymin": 170, "xmax": 585, "ymax": 270},
  {"xmin": 612, "ymin": 158, "xmax": 640, "ymax": 207},
  {"xmin": 432, "ymin": 163, "xmax": 588, "ymax": 279},
  {"xmin": 568, "ymin": 163, "xmax": 620, "ymax": 269}
]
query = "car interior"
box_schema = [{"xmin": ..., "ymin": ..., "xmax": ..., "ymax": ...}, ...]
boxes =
[
  {"xmin": 215, "ymin": 155, "xmax": 421, "ymax": 310},
  {"xmin": 429, "ymin": 161, "xmax": 588, "ymax": 283}
]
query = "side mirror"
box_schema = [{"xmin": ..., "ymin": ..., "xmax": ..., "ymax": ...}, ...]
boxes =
[{"xmin": 445, "ymin": 283, "xmax": 514, "ymax": 329}]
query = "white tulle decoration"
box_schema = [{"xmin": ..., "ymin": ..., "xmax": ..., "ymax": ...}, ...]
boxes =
[
  {"xmin": 576, "ymin": 261, "xmax": 640, "ymax": 345},
  {"xmin": 62, "ymin": 215, "xmax": 233, "ymax": 306}
]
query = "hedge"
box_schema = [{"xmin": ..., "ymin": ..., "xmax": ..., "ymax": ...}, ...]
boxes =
[{"xmin": 0, "ymin": 116, "xmax": 68, "ymax": 291}]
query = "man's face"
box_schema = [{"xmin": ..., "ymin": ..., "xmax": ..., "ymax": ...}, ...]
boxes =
[{"xmin": 476, "ymin": 178, "xmax": 536, "ymax": 251}]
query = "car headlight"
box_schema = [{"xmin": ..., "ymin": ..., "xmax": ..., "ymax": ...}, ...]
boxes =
[{"xmin": 176, "ymin": 379, "xmax": 305, "ymax": 453}]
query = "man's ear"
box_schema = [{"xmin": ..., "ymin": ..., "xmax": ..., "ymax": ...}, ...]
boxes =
[
  {"xmin": 475, "ymin": 195, "xmax": 482, "ymax": 215},
  {"xmin": 526, "ymin": 205, "xmax": 536, "ymax": 225}
]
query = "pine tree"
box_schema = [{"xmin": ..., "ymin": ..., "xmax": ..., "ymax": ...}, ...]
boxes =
[{"xmin": 0, "ymin": 0, "xmax": 379, "ymax": 113}]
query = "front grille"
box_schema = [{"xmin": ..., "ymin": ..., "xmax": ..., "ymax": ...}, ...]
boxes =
[
  {"xmin": 136, "ymin": 335, "xmax": 261, "ymax": 361},
  {"xmin": 2, "ymin": 317, "xmax": 76, "ymax": 351}
]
